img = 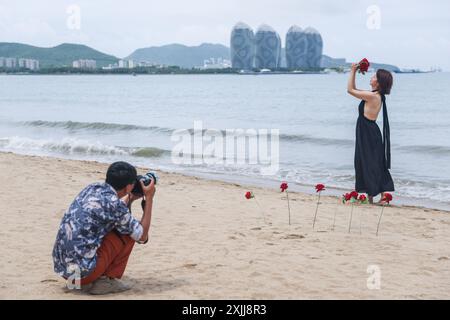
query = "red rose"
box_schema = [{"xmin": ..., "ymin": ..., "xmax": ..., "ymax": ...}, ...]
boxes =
[
  {"xmin": 350, "ymin": 191, "xmax": 359, "ymax": 199},
  {"xmin": 358, "ymin": 58, "xmax": 370, "ymax": 74},
  {"xmin": 315, "ymin": 184, "xmax": 325, "ymax": 193},
  {"xmin": 382, "ymin": 193, "xmax": 393, "ymax": 203},
  {"xmin": 280, "ymin": 182, "xmax": 288, "ymax": 192},
  {"xmin": 344, "ymin": 193, "xmax": 352, "ymax": 201},
  {"xmin": 245, "ymin": 191, "xmax": 254, "ymax": 200},
  {"xmin": 359, "ymin": 194, "xmax": 367, "ymax": 202}
]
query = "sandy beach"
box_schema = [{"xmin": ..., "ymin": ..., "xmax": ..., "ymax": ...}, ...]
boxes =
[{"xmin": 0, "ymin": 151, "xmax": 449, "ymax": 299}]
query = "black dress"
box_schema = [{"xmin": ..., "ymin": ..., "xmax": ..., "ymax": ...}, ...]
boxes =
[{"xmin": 354, "ymin": 93, "xmax": 394, "ymax": 197}]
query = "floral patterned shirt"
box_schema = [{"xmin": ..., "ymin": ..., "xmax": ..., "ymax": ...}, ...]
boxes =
[{"xmin": 52, "ymin": 182, "xmax": 143, "ymax": 278}]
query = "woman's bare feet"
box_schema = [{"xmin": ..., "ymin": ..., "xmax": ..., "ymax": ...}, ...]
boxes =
[{"xmin": 377, "ymin": 193, "xmax": 387, "ymax": 205}]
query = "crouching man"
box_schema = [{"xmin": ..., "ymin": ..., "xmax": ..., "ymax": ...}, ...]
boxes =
[{"xmin": 52, "ymin": 161, "xmax": 155, "ymax": 295}]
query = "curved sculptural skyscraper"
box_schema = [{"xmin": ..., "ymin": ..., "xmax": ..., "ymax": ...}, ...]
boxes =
[
  {"xmin": 285, "ymin": 25, "xmax": 308, "ymax": 69},
  {"xmin": 230, "ymin": 22, "xmax": 255, "ymax": 70},
  {"xmin": 254, "ymin": 24, "xmax": 282, "ymax": 70},
  {"xmin": 304, "ymin": 27, "xmax": 323, "ymax": 69}
]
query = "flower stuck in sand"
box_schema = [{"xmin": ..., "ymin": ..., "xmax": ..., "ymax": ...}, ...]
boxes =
[
  {"xmin": 280, "ymin": 182, "xmax": 291, "ymax": 225},
  {"xmin": 245, "ymin": 191, "xmax": 254, "ymax": 200},
  {"xmin": 382, "ymin": 193, "xmax": 393, "ymax": 204},
  {"xmin": 313, "ymin": 183, "xmax": 326, "ymax": 230},
  {"xmin": 377, "ymin": 193, "xmax": 394, "ymax": 236},
  {"xmin": 358, "ymin": 194, "xmax": 369, "ymax": 204},
  {"xmin": 244, "ymin": 191, "xmax": 266, "ymax": 223},
  {"xmin": 315, "ymin": 184, "xmax": 325, "ymax": 193},
  {"xmin": 343, "ymin": 191, "xmax": 359, "ymax": 233}
]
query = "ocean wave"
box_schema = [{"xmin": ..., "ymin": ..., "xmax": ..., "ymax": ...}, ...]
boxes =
[
  {"xmin": 279, "ymin": 133, "xmax": 353, "ymax": 146},
  {"xmin": 18, "ymin": 120, "xmax": 450, "ymax": 154},
  {"xmin": 21, "ymin": 120, "xmax": 354, "ymax": 146},
  {"xmin": 0, "ymin": 137, "xmax": 170, "ymax": 158},
  {"xmin": 397, "ymin": 144, "xmax": 450, "ymax": 156},
  {"xmin": 22, "ymin": 120, "xmax": 174, "ymax": 134}
]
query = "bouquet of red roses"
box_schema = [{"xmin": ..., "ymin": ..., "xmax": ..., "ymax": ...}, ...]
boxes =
[{"xmin": 357, "ymin": 58, "xmax": 370, "ymax": 75}]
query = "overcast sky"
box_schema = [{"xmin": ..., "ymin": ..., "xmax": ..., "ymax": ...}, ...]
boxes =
[{"xmin": 0, "ymin": 0, "xmax": 449, "ymax": 70}]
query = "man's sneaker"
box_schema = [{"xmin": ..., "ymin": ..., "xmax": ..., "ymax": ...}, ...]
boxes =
[{"xmin": 89, "ymin": 276, "xmax": 132, "ymax": 295}]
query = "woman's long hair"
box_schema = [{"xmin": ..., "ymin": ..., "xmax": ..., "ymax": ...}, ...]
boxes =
[{"xmin": 376, "ymin": 69, "xmax": 393, "ymax": 95}]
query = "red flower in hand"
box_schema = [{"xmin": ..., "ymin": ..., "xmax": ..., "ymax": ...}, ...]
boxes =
[
  {"xmin": 382, "ymin": 193, "xmax": 393, "ymax": 204},
  {"xmin": 315, "ymin": 184, "xmax": 325, "ymax": 193},
  {"xmin": 350, "ymin": 191, "xmax": 359, "ymax": 199},
  {"xmin": 359, "ymin": 194, "xmax": 367, "ymax": 202},
  {"xmin": 245, "ymin": 191, "xmax": 254, "ymax": 200},
  {"xmin": 280, "ymin": 182, "xmax": 288, "ymax": 193},
  {"xmin": 358, "ymin": 58, "xmax": 370, "ymax": 74}
]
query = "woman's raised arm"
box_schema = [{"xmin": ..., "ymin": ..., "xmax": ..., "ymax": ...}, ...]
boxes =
[{"xmin": 347, "ymin": 63, "xmax": 377, "ymax": 102}]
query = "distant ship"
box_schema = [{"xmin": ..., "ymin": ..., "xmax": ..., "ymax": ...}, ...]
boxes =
[{"xmin": 395, "ymin": 67, "xmax": 442, "ymax": 74}]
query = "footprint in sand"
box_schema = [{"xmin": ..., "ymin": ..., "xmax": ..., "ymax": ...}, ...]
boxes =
[
  {"xmin": 251, "ymin": 227, "xmax": 262, "ymax": 231},
  {"xmin": 282, "ymin": 234, "xmax": 305, "ymax": 240},
  {"xmin": 182, "ymin": 263, "xmax": 197, "ymax": 269},
  {"xmin": 40, "ymin": 279, "xmax": 59, "ymax": 283},
  {"xmin": 438, "ymin": 257, "xmax": 448, "ymax": 261}
]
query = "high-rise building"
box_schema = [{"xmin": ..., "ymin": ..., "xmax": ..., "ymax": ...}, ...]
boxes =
[
  {"xmin": 254, "ymin": 24, "xmax": 282, "ymax": 70},
  {"xmin": 118, "ymin": 60, "xmax": 128, "ymax": 68},
  {"xmin": 285, "ymin": 25, "xmax": 308, "ymax": 69},
  {"xmin": 73, "ymin": 59, "xmax": 97, "ymax": 69},
  {"xmin": 304, "ymin": 27, "xmax": 323, "ymax": 69},
  {"xmin": 0, "ymin": 57, "xmax": 39, "ymax": 70},
  {"xmin": 5, "ymin": 58, "xmax": 17, "ymax": 68},
  {"xmin": 230, "ymin": 22, "xmax": 255, "ymax": 70}
]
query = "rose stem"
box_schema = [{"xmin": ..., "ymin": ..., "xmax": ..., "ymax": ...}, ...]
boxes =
[
  {"xmin": 332, "ymin": 209, "xmax": 337, "ymax": 231},
  {"xmin": 376, "ymin": 206, "xmax": 385, "ymax": 237},
  {"xmin": 359, "ymin": 209, "xmax": 363, "ymax": 235},
  {"xmin": 254, "ymin": 197, "xmax": 267, "ymax": 224},
  {"xmin": 348, "ymin": 204, "xmax": 354, "ymax": 233},
  {"xmin": 313, "ymin": 192, "xmax": 321, "ymax": 230},
  {"xmin": 286, "ymin": 191, "xmax": 291, "ymax": 225}
]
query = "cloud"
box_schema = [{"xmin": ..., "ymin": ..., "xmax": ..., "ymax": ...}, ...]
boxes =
[{"xmin": 0, "ymin": 0, "xmax": 449, "ymax": 69}]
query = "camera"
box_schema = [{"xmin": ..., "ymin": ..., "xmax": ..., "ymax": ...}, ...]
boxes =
[{"xmin": 132, "ymin": 172, "xmax": 158, "ymax": 196}]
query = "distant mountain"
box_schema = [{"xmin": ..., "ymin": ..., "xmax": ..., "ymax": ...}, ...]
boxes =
[
  {"xmin": 0, "ymin": 41, "xmax": 401, "ymax": 72},
  {"xmin": 321, "ymin": 55, "xmax": 348, "ymax": 68},
  {"xmin": 321, "ymin": 54, "xmax": 400, "ymax": 72},
  {"xmin": 0, "ymin": 43, "xmax": 119, "ymax": 68},
  {"xmin": 365, "ymin": 62, "xmax": 400, "ymax": 73},
  {"xmin": 127, "ymin": 44, "xmax": 400, "ymax": 71},
  {"xmin": 126, "ymin": 43, "xmax": 230, "ymax": 68}
]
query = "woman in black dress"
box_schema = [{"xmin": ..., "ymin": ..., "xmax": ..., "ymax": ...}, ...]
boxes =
[{"xmin": 347, "ymin": 64, "xmax": 395, "ymax": 204}]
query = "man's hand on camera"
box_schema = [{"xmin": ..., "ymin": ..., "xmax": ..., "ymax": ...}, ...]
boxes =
[
  {"xmin": 129, "ymin": 193, "xmax": 143, "ymax": 203},
  {"xmin": 140, "ymin": 179, "xmax": 156, "ymax": 200}
]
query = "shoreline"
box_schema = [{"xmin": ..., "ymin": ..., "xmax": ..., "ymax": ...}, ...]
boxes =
[
  {"xmin": 1, "ymin": 150, "xmax": 448, "ymax": 212},
  {"xmin": 1, "ymin": 151, "xmax": 449, "ymax": 299}
]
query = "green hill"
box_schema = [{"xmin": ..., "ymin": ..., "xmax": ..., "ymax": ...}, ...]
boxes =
[
  {"xmin": 0, "ymin": 43, "xmax": 119, "ymax": 68},
  {"xmin": 126, "ymin": 43, "xmax": 230, "ymax": 68}
]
